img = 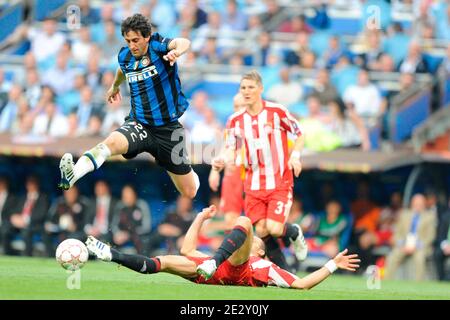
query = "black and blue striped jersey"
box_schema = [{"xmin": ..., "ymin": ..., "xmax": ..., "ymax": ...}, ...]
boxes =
[{"xmin": 118, "ymin": 33, "xmax": 189, "ymax": 126}]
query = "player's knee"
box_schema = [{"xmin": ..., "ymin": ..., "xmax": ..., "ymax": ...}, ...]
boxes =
[
  {"xmin": 180, "ymin": 185, "xmax": 197, "ymax": 199},
  {"xmin": 268, "ymin": 224, "xmax": 284, "ymax": 238},
  {"xmin": 235, "ymin": 216, "xmax": 252, "ymax": 233},
  {"xmin": 255, "ymin": 222, "xmax": 268, "ymax": 238}
]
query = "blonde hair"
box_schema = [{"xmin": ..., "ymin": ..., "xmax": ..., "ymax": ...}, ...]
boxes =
[{"xmin": 241, "ymin": 70, "xmax": 262, "ymax": 86}]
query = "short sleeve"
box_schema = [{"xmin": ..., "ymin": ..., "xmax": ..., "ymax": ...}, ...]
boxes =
[
  {"xmin": 150, "ymin": 32, "xmax": 172, "ymax": 54},
  {"xmin": 117, "ymin": 47, "xmax": 129, "ymax": 73}
]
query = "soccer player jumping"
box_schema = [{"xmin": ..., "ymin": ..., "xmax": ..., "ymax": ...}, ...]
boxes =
[
  {"xmin": 86, "ymin": 205, "xmax": 360, "ymax": 289},
  {"xmin": 58, "ymin": 14, "xmax": 199, "ymax": 199}
]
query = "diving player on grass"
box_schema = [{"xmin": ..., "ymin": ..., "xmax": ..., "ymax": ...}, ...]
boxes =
[
  {"xmin": 58, "ymin": 13, "xmax": 199, "ymax": 199},
  {"xmin": 86, "ymin": 205, "xmax": 360, "ymax": 289}
]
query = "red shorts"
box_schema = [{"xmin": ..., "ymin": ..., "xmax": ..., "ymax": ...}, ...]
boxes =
[
  {"xmin": 219, "ymin": 166, "xmax": 244, "ymax": 215},
  {"xmin": 187, "ymin": 256, "xmax": 254, "ymax": 286},
  {"xmin": 244, "ymin": 188, "xmax": 293, "ymax": 225}
]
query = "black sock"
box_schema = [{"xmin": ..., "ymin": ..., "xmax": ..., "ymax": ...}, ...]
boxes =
[
  {"xmin": 263, "ymin": 235, "xmax": 288, "ymax": 270},
  {"xmin": 212, "ymin": 226, "xmax": 247, "ymax": 266},
  {"xmin": 281, "ymin": 223, "xmax": 299, "ymax": 247},
  {"xmin": 111, "ymin": 248, "xmax": 160, "ymax": 274}
]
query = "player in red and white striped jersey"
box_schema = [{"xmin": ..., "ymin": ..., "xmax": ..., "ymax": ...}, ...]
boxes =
[
  {"xmin": 86, "ymin": 205, "xmax": 360, "ymax": 289},
  {"xmin": 211, "ymin": 71, "xmax": 307, "ymax": 270}
]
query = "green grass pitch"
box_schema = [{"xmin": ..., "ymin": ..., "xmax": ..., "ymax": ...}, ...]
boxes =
[{"xmin": 0, "ymin": 256, "xmax": 449, "ymax": 300}]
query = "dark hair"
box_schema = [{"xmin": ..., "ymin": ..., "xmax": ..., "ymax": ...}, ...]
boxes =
[{"xmin": 121, "ymin": 14, "xmax": 152, "ymax": 38}]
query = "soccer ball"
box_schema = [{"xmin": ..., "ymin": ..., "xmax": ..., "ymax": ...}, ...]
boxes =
[{"xmin": 55, "ymin": 238, "xmax": 89, "ymax": 271}]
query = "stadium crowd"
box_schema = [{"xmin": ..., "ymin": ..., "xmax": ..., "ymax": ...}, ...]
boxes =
[{"xmin": 0, "ymin": 0, "xmax": 449, "ymax": 281}]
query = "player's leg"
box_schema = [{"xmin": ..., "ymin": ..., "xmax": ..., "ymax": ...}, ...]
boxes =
[
  {"xmin": 266, "ymin": 190, "xmax": 308, "ymax": 261},
  {"xmin": 167, "ymin": 170, "xmax": 200, "ymax": 199},
  {"xmin": 58, "ymin": 131, "xmax": 127, "ymax": 190},
  {"xmin": 86, "ymin": 236, "xmax": 197, "ymax": 277},
  {"xmin": 196, "ymin": 216, "xmax": 251, "ymax": 279}
]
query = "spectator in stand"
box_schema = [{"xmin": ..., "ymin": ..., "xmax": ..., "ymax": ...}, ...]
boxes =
[
  {"xmin": 311, "ymin": 69, "xmax": 339, "ymax": 106},
  {"xmin": 266, "ymin": 67, "xmax": 304, "ymax": 108},
  {"xmin": 90, "ymin": 2, "xmax": 118, "ymax": 43},
  {"xmin": 72, "ymin": 26, "xmax": 93, "ymax": 65},
  {"xmin": 0, "ymin": 84, "xmax": 23, "ymax": 133},
  {"xmin": 259, "ymin": 0, "xmax": 281, "ymax": 30},
  {"xmin": 147, "ymin": 195, "xmax": 195, "ymax": 255},
  {"xmin": 32, "ymin": 102, "xmax": 69, "ymax": 138},
  {"xmin": 78, "ymin": 0, "xmax": 101, "ymax": 26},
  {"xmin": 113, "ymin": 0, "xmax": 140, "ymax": 25},
  {"xmin": 84, "ymin": 180, "xmax": 118, "ymax": 244},
  {"xmin": 300, "ymin": 94, "xmax": 341, "ymax": 152},
  {"xmin": 100, "ymin": 20, "xmax": 123, "ymax": 65},
  {"xmin": 192, "ymin": 11, "xmax": 233, "ymax": 53},
  {"xmin": 306, "ymin": 199, "xmax": 349, "ymax": 258},
  {"xmin": 244, "ymin": 31, "xmax": 278, "ymax": 66},
  {"xmin": 44, "ymin": 186, "xmax": 93, "ymax": 256},
  {"xmin": 354, "ymin": 30, "xmax": 385, "ymax": 71},
  {"xmin": 0, "ymin": 176, "xmax": 17, "ymax": 255},
  {"xmin": 278, "ymin": 14, "xmax": 312, "ymax": 34},
  {"xmin": 111, "ymin": 184, "xmax": 151, "ymax": 254},
  {"xmin": 10, "ymin": 97, "xmax": 30, "ymax": 136},
  {"xmin": 375, "ymin": 53, "xmax": 396, "ymax": 73},
  {"xmin": 385, "ymin": 194, "xmax": 437, "ymax": 281},
  {"xmin": 284, "ymin": 31, "xmax": 312, "ymax": 67},
  {"xmin": 196, "ymin": 37, "xmax": 224, "ymax": 65},
  {"xmin": 180, "ymin": 0, "xmax": 208, "ymax": 29},
  {"xmin": 24, "ymin": 68, "xmax": 41, "ymax": 109},
  {"xmin": 75, "ymin": 86, "xmax": 99, "ymax": 134},
  {"xmin": 375, "ymin": 191, "xmax": 403, "ymax": 249},
  {"xmin": 398, "ymin": 41, "xmax": 430, "ymax": 74},
  {"xmin": 26, "ymin": 18, "xmax": 66, "ymax": 63},
  {"xmin": 3, "ymin": 175, "xmax": 49, "ymax": 256},
  {"xmin": 326, "ymin": 98, "xmax": 371, "ymax": 151},
  {"xmin": 190, "ymin": 108, "xmax": 223, "ymax": 144},
  {"xmin": 222, "ymin": 0, "xmax": 248, "ymax": 31},
  {"xmin": 42, "ymin": 50, "xmax": 76, "ymax": 96},
  {"xmin": 320, "ymin": 35, "xmax": 351, "ymax": 69},
  {"xmin": 146, "ymin": 0, "xmax": 176, "ymax": 36},
  {"xmin": 343, "ymin": 69, "xmax": 383, "ymax": 126}
]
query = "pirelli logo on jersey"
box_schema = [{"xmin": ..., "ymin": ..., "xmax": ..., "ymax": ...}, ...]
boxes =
[{"xmin": 126, "ymin": 66, "xmax": 158, "ymax": 83}]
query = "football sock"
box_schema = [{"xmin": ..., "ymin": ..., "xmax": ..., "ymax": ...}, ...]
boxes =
[
  {"xmin": 281, "ymin": 223, "xmax": 299, "ymax": 247},
  {"xmin": 73, "ymin": 143, "xmax": 111, "ymax": 184},
  {"xmin": 212, "ymin": 226, "xmax": 247, "ymax": 266},
  {"xmin": 110, "ymin": 248, "xmax": 161, "ymax": 274},
  {"xmin": 263, "ymin": 235, "xmax": 289, "ymax": 270}
]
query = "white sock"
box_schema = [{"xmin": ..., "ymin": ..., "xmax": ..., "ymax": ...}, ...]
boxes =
[{"xmin": 72, "ymin": 143, "xmax": 111, "ymax": 184}]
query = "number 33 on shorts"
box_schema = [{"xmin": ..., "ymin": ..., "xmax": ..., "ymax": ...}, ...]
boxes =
[{"xmin": 272, "ymin": 191, "xmax": 292, "ymax": 218}]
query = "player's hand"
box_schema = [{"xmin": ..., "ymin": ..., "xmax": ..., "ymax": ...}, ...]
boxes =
[
  {"xmin": 163, "ymin": 49, "xmax": 179, "ymax": 66},
  {"xmin": 333, "ymin": 249, "xmax": 360, "ymax": 272},
  {"xmin": 288, "ymin": 157, "xmax": 302, "ymax": 177},
  {"xmin": 106, "ymin": 85, "xmax": 122, "ymax": 104},
  {"xmin": 200, "ymin": 205, "xmax": 217, "ymax": 220},
  {"xmin": 208, "ymin": 169, "xmax": 220, "ymax": 192},
  {"xmin": 212, "ymin": 156, "xmax": 225, "ymax": 172}
]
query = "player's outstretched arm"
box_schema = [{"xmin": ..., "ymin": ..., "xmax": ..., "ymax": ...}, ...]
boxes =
[
  {"xmin": 179, "ymin": 205, "xmax": 217, "ymax": 257},
  {"xmin": 164, "ymin": 38, "xmax": 191, "ymax": 66},
  {"xmin": 106, "ymin": 67, "xmax": 125, "ymax": 103},
  {"xmin": 291, "ymin": 249, "xmax": 360, "ymax": 290}
]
